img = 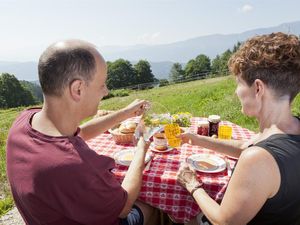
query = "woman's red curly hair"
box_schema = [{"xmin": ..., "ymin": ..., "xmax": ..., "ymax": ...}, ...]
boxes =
[{"xmin": 228, "ymin": 32, "xmax": 300, "ymax": 101}]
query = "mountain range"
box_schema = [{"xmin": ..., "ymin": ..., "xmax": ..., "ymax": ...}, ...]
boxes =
[{"xmin": 1, "ymin": 20, "xmax": 300, "ymax": 81}]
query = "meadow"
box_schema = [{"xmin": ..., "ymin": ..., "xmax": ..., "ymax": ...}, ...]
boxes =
[
  {"xmin": 0, "ymin": 76, "xmax": 299, "ymax": 216},
  {"xmin": 0, "ymin": 107, "xmax": 25, "ymax": 215}
]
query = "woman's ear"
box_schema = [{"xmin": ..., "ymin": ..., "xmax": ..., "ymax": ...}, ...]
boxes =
[
  {"xmin": 254, "ymin": 79, "xmax": 265, "ymax": 98},
  {"xmin": 69, "ymin": 79, "xmax": 83, "ymax": 102}
]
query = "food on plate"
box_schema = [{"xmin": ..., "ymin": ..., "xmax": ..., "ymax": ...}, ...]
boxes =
[
  {"xmin": 119, "ymin": 122, "xmax": 137, "ymax": 134},
  {"xmin": 154, "ymin": 145, "xmax": 168, "ymax": 151},
  {"xmin": 197, "ymin": 160, "xmax": 218, "ymax": 170},
  {"xmin": 121, "ymin": 152, "xmax": 134, "ymax": 161}
]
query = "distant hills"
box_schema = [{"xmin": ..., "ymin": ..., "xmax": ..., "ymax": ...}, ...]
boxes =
[
  {"xmin": 0, "ymin": 61, "xmax": 38, "ymax": 81},
  {"xmin": 101, "ymin": 21, "xmax": 300, "ymax": 63},
  {"xmin": 1, "ymin": 20, "xmax": 300, "ymax": 81}
]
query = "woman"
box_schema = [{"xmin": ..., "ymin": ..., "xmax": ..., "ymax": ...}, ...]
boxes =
[{"xmin": 177, "ymin": 32, "xmax": 300, "ymax": 225}]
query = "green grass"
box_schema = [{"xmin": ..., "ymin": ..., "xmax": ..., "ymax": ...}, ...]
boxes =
[
  {"xmin": 0, "ymin": 76, "xmax": 299, "ymax": 216},
  {"xmin": 100, "ymin": 76, "xmax": 300, "ymax": 131},
  {"xmin": 0, "ymin": 107, "xmax": 25, "ymax": 216}
]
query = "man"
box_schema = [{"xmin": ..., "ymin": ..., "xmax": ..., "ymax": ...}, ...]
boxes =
[{"xmin": 6, "ymin": 40, "xmax": 155, "ymax": 225}]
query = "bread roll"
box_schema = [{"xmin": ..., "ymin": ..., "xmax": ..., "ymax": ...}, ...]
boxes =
[{"xmin": 119, "ymin": 122, "xmax": 137, "ymax": 134}]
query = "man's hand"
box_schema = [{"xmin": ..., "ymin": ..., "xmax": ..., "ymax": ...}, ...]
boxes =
[
  {"xmin": 123, "ymin": 99, "xmax": 150, "ymax": 118},
  {"xmin": 136, "ymin": 136, "xmax": 150, "ymax": 154},
  {"xmin": 93, "ymin": 110, "xmax": 114, "ymax": 118}
]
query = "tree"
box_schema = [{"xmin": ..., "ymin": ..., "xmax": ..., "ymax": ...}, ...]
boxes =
[
  {"xmin": 184, "ymin": 59, "xmax": 196, "ymax": 79},
  {"xmin": 134, "ymin": 60, "xmax": 155, "ymax": 84},
  {"xmin": 169, "ymin": 63, "xmax": 184, "ymax": 82},
  {"xmin": 106, "ymin": 59, "xmax": 136, "ymax": 89},
  {"xmin": 0, "ymin": 73, "xmax": 36, "ymax": 108},
  {"xmin": 220, "ymin": 49, "xmax": 232, "ymax": 75},
  {"xmin": 232, "ymin": 41, "xmax": 242, "ymax": 53},
  {"xmin": 211, "ymin": 55, "xmax": 222, "ymax": 75},
  {"xmin": 211, "ymin": 49, "xmax": 233, "ymax": 76},
  {"xmin": 20, "ymin": 80, "xmax": 43, "ymax": 103},
  {"xmin": 184, "ymin": 54, "xmax": 211, "ymax": 79}
]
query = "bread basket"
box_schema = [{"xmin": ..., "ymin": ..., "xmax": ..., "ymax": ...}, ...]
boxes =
[{"xmin": 109, "ymin": 123, "xmax": 136, "ymax": 144}]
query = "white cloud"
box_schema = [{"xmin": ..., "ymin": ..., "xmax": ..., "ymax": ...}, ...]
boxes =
[
  {"xmin": 137, "ymin": 32, "xmax": 161, "ymax": 44},
  {"xmin": 238, "ymin": 4, "xmax": 254, "ymax": 13}
]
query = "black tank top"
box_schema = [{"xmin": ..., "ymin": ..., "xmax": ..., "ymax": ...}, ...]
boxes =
[{"xmin": 248, "ymin": 133, "xmax": 300, "ymax": 225}]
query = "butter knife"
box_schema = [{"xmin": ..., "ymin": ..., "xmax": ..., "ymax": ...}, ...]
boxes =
[
  {"xmin": 225, "ymin": 157, "xmax": 232, "ymax": 177},
  {"xmin": 144, "ymin": 156, "xmax": 153, "ymax": 171}
]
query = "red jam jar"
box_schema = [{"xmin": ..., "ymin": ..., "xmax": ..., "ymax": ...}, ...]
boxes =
[{"xmin": 197, "ymin": 120, "xmax": 209, "ymax": 136}]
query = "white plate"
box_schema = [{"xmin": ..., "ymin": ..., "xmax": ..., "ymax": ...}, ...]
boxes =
[
  {"xmin": 114, "ymin": 150, "xmax": 151, "ymax": 166},
  {"xmin": 187, "ymin": 154, "xmax": 226, "ymax": 173},
  {"xmin": 149, "ymin": 142, "xmax": 174, "ymax": 153}
]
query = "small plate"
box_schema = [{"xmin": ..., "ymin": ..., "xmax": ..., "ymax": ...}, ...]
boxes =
[
  {"xmin": 114, "ymin": 150, "xmax": 151, "ymax": 166},
  {"xmin": 187, "ymin": 154, "xmax": 226, "ymax": 173},
  {"xmin": 149, "ymin": 142, "xmax": 174, "ymax": 153}
]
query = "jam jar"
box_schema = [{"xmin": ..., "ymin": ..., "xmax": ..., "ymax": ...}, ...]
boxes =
[
  {"xmin": 208, "ymin": 115, "xmax": 221, "ymax": 137},
  {"xmin": 197, "ymin": 120, "xmax": 209, "ymax": 136}
]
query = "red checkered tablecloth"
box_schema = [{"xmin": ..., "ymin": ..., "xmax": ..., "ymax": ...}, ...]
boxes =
[{"xmin": 86, "ymin": 117, "xmax": 255, "ymax": 223}]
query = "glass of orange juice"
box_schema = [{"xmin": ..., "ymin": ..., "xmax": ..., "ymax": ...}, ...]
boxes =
[
  {"xmin": 218, "ymin": 125, "xmax": 232, "ymax": 139},
  {"xmin": 164, "ymin": 123, "xmax": 181, "ymax": 147}
]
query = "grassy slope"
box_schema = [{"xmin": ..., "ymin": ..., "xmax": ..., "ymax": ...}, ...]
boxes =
[
  {"xmin": 0, "ymin": 107, "xmax": 25, "ymax": 215},
  {"xmin": 101, "ymin": 76, "xmax": 259, "ymax": 130},
  {"xmin": 101, "ymin": 76, "xmax": 300, "ymax": 131},
  {"xmin": 0, "ymin": 76, "xmax": 299, "ymax": 216}
]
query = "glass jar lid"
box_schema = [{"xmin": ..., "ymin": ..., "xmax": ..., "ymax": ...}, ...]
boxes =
[{"xmin": 208, "ymin": 115, "xmax": 221, "ymax": 123}]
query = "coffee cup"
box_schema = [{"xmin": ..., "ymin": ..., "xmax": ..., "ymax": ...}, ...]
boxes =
[{"xmin": 153, "ymin": 133, "xmax": 168, "ymax": 150}]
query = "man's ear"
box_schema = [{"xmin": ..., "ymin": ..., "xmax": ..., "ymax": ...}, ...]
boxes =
[
  {"xmin": 69, "ymin": 79, "xmax": 83, "ymax": 102},
  {"xmin": 254, "ymin": 79, "xmax": 265, "ymax": 98}
]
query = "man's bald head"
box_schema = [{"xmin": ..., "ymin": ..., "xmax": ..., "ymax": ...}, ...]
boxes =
[{"xmin": 38, "ymin": 40, "xmax": 104, "ymax": 96}]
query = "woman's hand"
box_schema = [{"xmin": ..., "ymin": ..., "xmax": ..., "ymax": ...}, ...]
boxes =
[
  {"xmin": 177, "ymin": 132, "xmax": 197, "ymax": 145},
  {"xmin": 123, "ymin": 99, "xmax": 150, "ymax": 118},
  {"xmin": 177, "ymin": 163, "xmax": 202, "ymax": 193}
]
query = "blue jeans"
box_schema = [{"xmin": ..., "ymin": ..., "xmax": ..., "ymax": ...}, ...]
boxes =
[{"xmin": 119, "ymin": 205, "xmax": 144, "ymax": 225}]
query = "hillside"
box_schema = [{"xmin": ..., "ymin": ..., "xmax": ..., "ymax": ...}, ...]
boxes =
[{"xmin": 100, "ymin": 77, "xmax": 300, "ymax": 132}]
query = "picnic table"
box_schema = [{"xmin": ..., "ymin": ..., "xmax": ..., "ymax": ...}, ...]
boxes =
[{"xmin": 86, "ymin": 117, "xmax": 255, "ymax": 223}]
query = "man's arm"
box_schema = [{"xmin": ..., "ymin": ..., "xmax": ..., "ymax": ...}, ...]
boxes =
[
  {"xmin": 79, "ymin": 99, "xmax": 148, "ymax": 141},
  {"xmin": 119, "ymin": 137, "xmax": 149, "ymax": 218},
  {"xmin": 79, "ymin": 109, "xmax": 130, "ymax": 140}
]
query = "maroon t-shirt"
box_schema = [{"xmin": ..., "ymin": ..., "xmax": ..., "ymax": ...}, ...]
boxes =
[{"xmin": 6, "ymin": 109, "xmax": 127, "ymax": 225}]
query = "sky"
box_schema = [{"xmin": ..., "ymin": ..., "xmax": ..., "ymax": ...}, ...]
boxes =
[{"xmin": 1, "ymin": 0, "xmax": 300, "ymax": 62}]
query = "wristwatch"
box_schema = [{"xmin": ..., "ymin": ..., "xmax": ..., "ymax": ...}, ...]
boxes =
[{"xmin": 190, "ymin": 183, "xmax": 203, "ymax": 196}]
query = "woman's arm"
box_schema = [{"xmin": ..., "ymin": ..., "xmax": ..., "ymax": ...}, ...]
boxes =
[
  {"xmin": 179, "ymin": 133, "xmax": 258, "ymax": 158},
  {"xmin": 178, "ymin": 146, "xmax": 280, "ymax": 225}
]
